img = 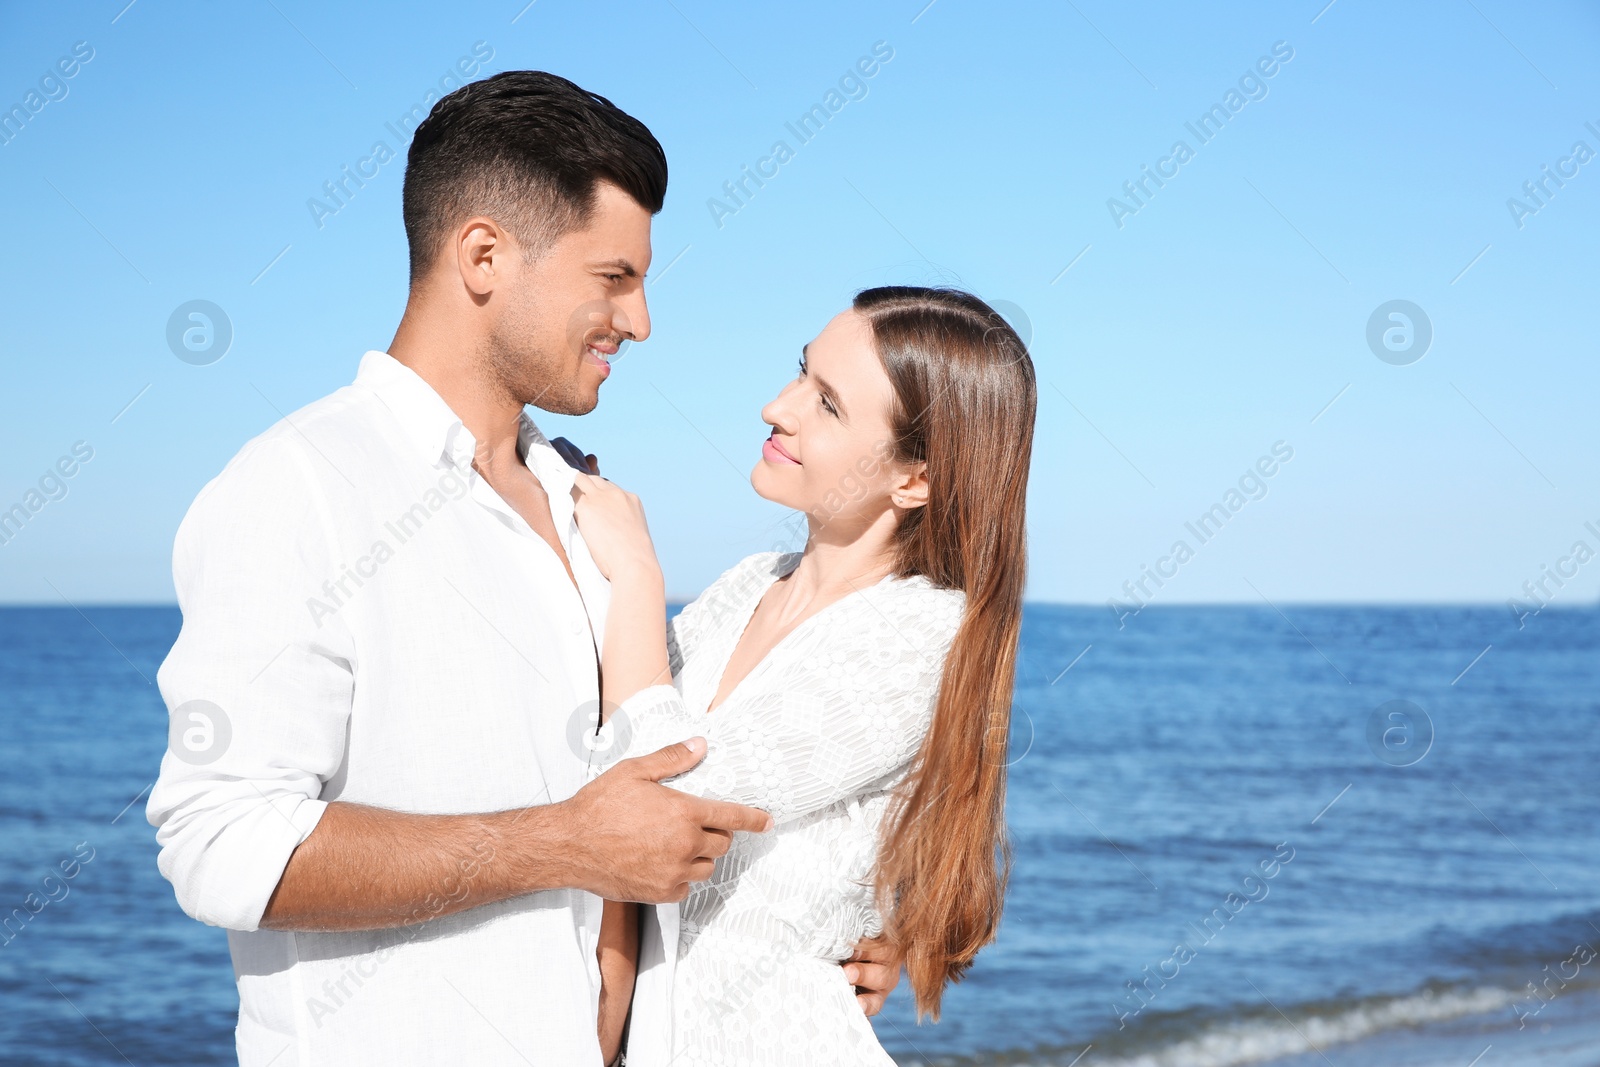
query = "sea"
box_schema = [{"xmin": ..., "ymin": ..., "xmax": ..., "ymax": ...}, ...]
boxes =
[{"xmin": 2, "ymin": 602, "xmax": 1597, "ymax": 1066}]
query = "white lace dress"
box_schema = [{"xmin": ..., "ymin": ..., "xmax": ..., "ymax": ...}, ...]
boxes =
[{"xmin": 613, "ymin": 550, "xmax": 966, "ymax": 1067}]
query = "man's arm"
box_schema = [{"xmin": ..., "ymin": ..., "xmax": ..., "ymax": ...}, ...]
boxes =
[
  {"xmin": 596, "ymin": 899, "xmax": 639, "ymax": 1066},
  {"xmin": 260, "ymin": 738, "xmax": 773, "ymax": 931},
  {"xmin": 150, "ymin": 435, "xmax": 769, "ymax": 935}
]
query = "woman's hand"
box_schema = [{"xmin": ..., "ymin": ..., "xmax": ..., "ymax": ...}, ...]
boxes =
[{"xmin": 572, "ymin": 472, "xmax": 661, "ymax": 583}]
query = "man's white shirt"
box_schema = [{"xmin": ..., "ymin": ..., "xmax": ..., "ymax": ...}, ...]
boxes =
[{"xmin": 146, "ymin": 350, "xmax": 667, "ymax": 1066}]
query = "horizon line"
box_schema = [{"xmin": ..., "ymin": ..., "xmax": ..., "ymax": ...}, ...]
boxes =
[{"xmin": 0, "ymin": 597, "xmax": 1594, "ymax": 610}]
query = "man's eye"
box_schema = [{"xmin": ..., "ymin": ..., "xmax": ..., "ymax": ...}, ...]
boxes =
[{"xmin": 604, "ymin": 273, "xmax": 623, "ymax": 283}]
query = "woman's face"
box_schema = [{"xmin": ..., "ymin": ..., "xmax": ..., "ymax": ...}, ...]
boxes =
[{"xmin": 751, "ymin": 309, "xmax": 922, "ymax": 534}]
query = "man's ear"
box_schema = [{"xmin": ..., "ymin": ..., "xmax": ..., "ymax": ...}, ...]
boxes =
[
  {"xmin": 890, "ymin": 462, "xmax": 929, "ymax": 511},
  {"xmin": 455, "ymin": 216, "xmax": 510, "ymax": 297}
]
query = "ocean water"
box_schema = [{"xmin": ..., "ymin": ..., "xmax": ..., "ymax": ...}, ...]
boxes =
[{"xmin": 2, "ymin": 602, "xmax": 1596, "ymax": 1066}]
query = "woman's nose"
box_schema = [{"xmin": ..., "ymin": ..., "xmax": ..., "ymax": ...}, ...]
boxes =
[{"xmin": 760, "ymin": 380, "xmax": 799, "ymax": 433}]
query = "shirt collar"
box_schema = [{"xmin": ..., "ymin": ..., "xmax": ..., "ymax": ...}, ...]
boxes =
[
  {"xmin": 355, "ymin": 351, "xmax": 571, "ymax": 489},
  {"xmin": 519, "ymin": 408, "xmax": 577, "ymax": 503}
]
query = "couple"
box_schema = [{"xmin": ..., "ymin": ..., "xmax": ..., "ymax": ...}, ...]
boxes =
[{"xmin": 146, "ymin": 70, "xmax": 1035, "ymax": 1066}]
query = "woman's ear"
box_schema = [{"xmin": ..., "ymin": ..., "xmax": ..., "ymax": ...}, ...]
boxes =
[{"xmin": 890, "ymin": 462, "xmax": 930, "ymax": 511}]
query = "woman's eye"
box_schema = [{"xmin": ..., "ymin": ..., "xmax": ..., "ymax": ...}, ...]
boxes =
[{"xmin": 819, "ymin": 395, "xmax": 837, "ymax": 416}]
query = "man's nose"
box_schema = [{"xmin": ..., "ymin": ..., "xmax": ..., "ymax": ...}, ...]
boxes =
[{"xmin": 617, "ymin": 288, "xmax": 650, "ymax": 343}]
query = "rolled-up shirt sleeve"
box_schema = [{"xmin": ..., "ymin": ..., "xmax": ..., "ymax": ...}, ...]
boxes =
[{"xmin": 147, "ymin": 433, "xmax": 357, "ymax": 931}]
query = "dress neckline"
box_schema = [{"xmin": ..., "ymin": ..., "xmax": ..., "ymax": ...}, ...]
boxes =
[{"xmin": 699, "ymin": 552, "xmax": 899, "ymax": 717}]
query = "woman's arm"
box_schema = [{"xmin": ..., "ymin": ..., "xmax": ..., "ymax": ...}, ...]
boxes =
[
  {"xmin": 570, "ymin": 472, "xmax": 673, "ymax": 713},
  {"xmin": 613, "ymin": 589, "xmax": 963, "ymax": 825},
  {"xmin": 601, "ymin": 564, "xmax": 671, "ymax": 713}
]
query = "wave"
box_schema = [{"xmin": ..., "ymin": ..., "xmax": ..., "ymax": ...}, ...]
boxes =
[
  {"xmin": 915, "ymin": 977, "xmax": 1600, "ymax": 1067},
  {"xmin": 1085, "ymin": 984, "xmax": 1520, "ymax": 1067}
]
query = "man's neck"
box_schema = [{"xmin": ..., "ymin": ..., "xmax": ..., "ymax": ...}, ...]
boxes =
[{"xmin": 388, "ymin": 303, "xmax": 525, "ymax": 474}]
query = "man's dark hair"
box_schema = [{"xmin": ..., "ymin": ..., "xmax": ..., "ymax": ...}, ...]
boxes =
[{"xmin": 402, "ymin": 70, "xmax": 667, "ymax": 284}]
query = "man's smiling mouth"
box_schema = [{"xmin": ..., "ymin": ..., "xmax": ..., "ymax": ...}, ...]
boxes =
[{"xmin": 582, "ymin": 338, "xmax": 620, "ymax": 374}]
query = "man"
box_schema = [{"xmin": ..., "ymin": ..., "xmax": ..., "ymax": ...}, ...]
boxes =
[{"xmin": 148, "ymin": 71, "xmax": 897, "ymax": 1066}]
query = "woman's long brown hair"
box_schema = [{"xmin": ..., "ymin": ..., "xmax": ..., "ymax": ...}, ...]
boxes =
[{"xmin": 854, "ymin": 286, "xmax": 1036, "ymax": 1020}]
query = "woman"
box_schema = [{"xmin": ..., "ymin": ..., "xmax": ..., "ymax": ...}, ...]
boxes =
[{"xmin": 573, "ymin": 286, "xmax": 1035, "ymax": 1066}]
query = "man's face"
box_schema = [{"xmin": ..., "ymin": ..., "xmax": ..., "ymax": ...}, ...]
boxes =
[{"xmin": 487, "ymin": 181, "xmax": 653, "ymax": 415}]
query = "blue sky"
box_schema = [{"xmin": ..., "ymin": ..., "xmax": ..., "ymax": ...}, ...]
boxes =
[{"xmin": 1, "ymin": 0, "xmax": 1596, "ymax": 606}]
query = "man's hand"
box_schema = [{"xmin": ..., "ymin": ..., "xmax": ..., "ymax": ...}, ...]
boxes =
[
  {"xmin": 557, "ymin": 738, "xmax": 773, "ymax": 902},
  {"xmin": 259, "ymin": 738, "xmax": 769, "ymax": 932},
  {"xmin": 845, "ymin": 935, "xmax": 902, "ymax": 1016}
]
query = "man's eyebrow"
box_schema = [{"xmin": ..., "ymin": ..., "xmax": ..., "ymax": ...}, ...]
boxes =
[{"xmin": 592, "ymin": 258, "xmax": 640, "ymax": 278}]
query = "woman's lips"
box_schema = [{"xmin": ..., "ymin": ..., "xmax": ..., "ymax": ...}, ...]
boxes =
[{"xmin": 762, "ymin": 435, "xmax": 800, "ymax": 465}]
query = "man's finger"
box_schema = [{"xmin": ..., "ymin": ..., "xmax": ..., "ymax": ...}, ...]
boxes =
[
  {"xmin": 845, "ymin": 941, "xmax": 901, "ymax": 1018},
  {"xmin": 625, "ymin": 738, "xmax": 707, "ymax": 782},
  {"xmin": 849, "ymin": 935, "xmax": 897, "ymax": 964},
  {"xmin": 851, "ymin": 934, "xmax": 902, "ymax": 966},
  {"xmin": 697, "ymin": 827, "xmax": 733, "ymax": 860},
  {"xmin": 690, "ymin": 796, "xmax": 773, "ymax": 835},
  {"xmin": 847, "ymin": 960, "xmax": 896, "ymax": 994}
]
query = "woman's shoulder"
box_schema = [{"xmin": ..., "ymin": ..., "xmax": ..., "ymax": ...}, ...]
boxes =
[
  {"xmin": 845, "ymin": 571, "xmax": 966, "ymax": 653},
  {"xmin": 712, "ymin": 549, "xmax": 796, "ymax": 597},
  {"xmin": 882, "ymin": 571, "xmax": 966, "ymax": 619},
  {"xmin": 679, "ymin": 550, "xmax": 793, "ymax": 624}
]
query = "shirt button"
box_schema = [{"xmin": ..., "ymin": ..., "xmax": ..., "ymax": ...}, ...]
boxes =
[{"xmin": 570, "ymin": 619, "xmax": 585, "ymax": 635}]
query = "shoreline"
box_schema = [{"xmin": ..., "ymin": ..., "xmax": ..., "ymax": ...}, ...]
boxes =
[{"xmin": 892, "ymin": 983, "xmax": 1600, "ymax": 1067}]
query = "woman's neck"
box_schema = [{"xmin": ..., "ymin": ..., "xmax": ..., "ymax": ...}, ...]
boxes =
[{"xmin": 780, "ymin": 511, "xmax": 900, "ymax": 608}]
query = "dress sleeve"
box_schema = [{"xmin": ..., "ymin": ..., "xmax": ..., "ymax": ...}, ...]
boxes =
[
  {"xmin": 145, "ymin": 434, "xmax": 356, "ymax": 931},
  {"xmin": 614, "ymin": 586, "xmax": 963, "ymax": 825}
]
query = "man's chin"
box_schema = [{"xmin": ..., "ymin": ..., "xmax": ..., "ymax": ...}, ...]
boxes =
[
  {"xmin": 533, "ymin": 396, "xmax": 599, "ymax": 417},
  {"xmin": 524, "ymin": 377, "xmax": 601, "ymax": 417}
]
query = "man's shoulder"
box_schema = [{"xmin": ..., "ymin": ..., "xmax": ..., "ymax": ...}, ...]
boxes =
[
  {"xmin": 180, "ymin": 382, "xmax": 383, "ymax": 534},
  {"xmin": 206, "ymin": 383, "xmax": 381, "ymax": 493}
]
